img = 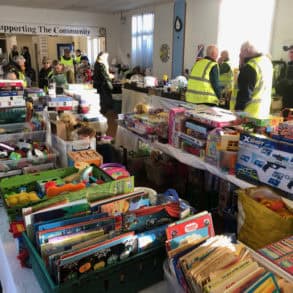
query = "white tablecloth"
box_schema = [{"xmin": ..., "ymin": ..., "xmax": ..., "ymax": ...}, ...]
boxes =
[
  {"xmin": 122, "ymin": 88, "xmax": 193, "ymax": 113},
  {"xmin": 0, "ymin": 206, "xmax": 42, "ymax": 293}
]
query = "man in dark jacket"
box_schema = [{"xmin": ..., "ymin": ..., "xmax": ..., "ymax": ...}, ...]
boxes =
[
  {"xmin": 230, "ymin": 41, "xmax": 272, "ymax": 118},
  {"xmin": 38, "ymin": 57, "xmax": 53, "ymax": 92},
  {"xmin": 93, "ymin": 52, "xmax": 113, "ymax": 114}
]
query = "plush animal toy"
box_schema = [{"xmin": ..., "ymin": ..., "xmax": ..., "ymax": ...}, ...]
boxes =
[{"xmin": 59, "ymin": 112, "xmax": 78, "ymax": 140}]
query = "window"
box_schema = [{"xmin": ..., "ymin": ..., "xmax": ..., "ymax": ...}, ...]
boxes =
[
  {"xmin": 87, "ymin": 36, "xmax": 106, "ymax": 65},
  {"xmin": 217, "ymin": 0, "xmax": 275, "ymax": 68},
  {"xmin": 132, "ymin": 13, "xmax": 154, "ymax": 70}
]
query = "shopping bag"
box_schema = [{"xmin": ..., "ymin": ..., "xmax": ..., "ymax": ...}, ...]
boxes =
[{"xmin": 237, "ymin": 188, "xmax": 293, "ymax": 250}]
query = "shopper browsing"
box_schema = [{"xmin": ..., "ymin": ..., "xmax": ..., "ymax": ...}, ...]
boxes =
[
  {"xmin": 93, "ymin": 52, "xmax": 114, "ymax": 114},
  {"xmin": 50, "ymin": 60, "xmax": 68, "ymax": 93},
  {"xmin": 39, "ymin": 57, "xmax": 53, "ymax": 93}
]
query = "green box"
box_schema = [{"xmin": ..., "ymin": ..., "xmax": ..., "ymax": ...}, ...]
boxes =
[{"xmin": 22, "ymin": 232, "xmax": 165, "ymax": 293}]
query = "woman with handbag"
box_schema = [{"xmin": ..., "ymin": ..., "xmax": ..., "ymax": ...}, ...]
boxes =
[{"xmin": 93, "ymin": 52, "xmax": 114, "ymax": 114}]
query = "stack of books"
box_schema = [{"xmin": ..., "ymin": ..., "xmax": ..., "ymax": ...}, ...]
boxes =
[{"xmin": 165, "ymin": 212, "xmax": 292, "ymax": 293}]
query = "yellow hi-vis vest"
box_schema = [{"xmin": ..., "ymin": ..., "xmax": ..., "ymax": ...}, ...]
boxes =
[
  {"xmin": 19, "ymin": 71, "xmax": 27, "ymax": 88},
  {"xmin": 186, "ymin": 59, "xmax": 219, "ymax": 105},
  {"xmin": 230, "ymin": 55, "xmax": 273, "ymax": 118},
  {"xmin": 219, "ymin": 61, "xmax": 233, "ymax": 90},
  {"xmin": 75, "ymin": 55, "xmax": 81, "ymax": 64},
  {"xmin": 60, "ymin": 56, "xmax": 74, "ymax": 69}
]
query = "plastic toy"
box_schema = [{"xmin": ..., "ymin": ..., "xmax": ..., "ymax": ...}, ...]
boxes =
[
  {"xmin": 9, "ymin": 221, "xmax": 25, "ymax": 238},
  {"xmin": 9, "ymin": 152, "xmax": 22, "ymax": 160},
  {"xmin": 100, "ymin": 163, "xmax": 130, "ymax": 179},
  {"xmin": 46, "ymin": 182, "xmax": 86, "ymax": 198},
  {"xmin": 5, "ymin": 191, "xmax": 40, "ymax": 207},
  {"xmin": 0, "ymin": 142, "xmax": 14, "ymax": 151}
]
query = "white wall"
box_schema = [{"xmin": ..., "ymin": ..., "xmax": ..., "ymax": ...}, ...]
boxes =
[
  {"xmin": 153, "ymin": 3, "xmax": 173, "ymax": 78},
  {"xmin": 115, "ymin": 2, "xmax": 174, "ymax": 77},
  {"xmin": 0, "ymin": 5, "xmax": 118, "ymax": 61},
  {"xmin": 271, "ymin": 0, "xmax": 293, "ymax": 61},
  {"xmin": 184, "ymin": 0, "xmax": 220, "ymax": 70}
]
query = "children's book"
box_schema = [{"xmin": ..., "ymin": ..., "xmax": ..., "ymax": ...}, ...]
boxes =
[
  {"xmin": 258, "ymin": 236, "xmax": 293, "ymax": 276},
  {"xmin": 166, "ymin": 211, "xmax": 214, "ymax": 241},
  {"xmin": 56, "ymin": 232, "xmax": 137, "ymax": 283},
  {"xmin": 243, "ymin": 271, "xmax": 280, "ymax": 293},
  {"xmin": 37, "ymin": 216, "xmax": 116, "ymax": 245}
]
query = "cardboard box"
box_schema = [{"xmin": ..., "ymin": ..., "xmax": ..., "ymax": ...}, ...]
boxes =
[
  {"xmin": 68, "ymin": 149, "xmax": 103, "ymax": 167},
  {"xmin": 236, "ymin": 146, "xmax": 293, "ymax": 195},
  {"xmin": 239, "ymin": 133, "xmax": 293, "ymax": 169},
  {"xmin": 168, "ymin": 107, "xmax": 185, "ymax": 147},
  {"xmin": 205, "ymin": 128, "xmax": 239, "ymax": 166}
]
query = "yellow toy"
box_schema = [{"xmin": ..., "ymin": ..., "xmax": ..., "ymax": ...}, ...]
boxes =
[{"xmin": 5, "ymin": 191, "xmax": 40, "ymax": 207}]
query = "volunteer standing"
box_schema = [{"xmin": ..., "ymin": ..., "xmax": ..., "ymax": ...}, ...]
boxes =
[
  {"xmin": 186, "ymin": 45, "xmax": 221, "ymax": 106},
  {"xmin": 230, "ymin": 41, "xmax": 273, "ymax": 118}
]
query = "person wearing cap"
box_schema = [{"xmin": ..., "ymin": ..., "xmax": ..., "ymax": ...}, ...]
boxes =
[
  {"xmin": 186, "ymin": 45, "xmax": 222, "ymax": 105},
  {"xmin": 39, "ymin": 57, "xmax": 53, "ymax": 93},
  {"xmin": 230, "ymin": 41, "xmax": 273, "ymax": 118},
  {"xmin": 60, "ymin": 48, "xmax": 75, "ymax": 83}
]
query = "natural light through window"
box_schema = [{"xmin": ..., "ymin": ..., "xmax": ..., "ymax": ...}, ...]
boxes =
[
  {"xmin": 131, "ymin": 13, "xmax": 154, "ymax": 70},
  {"xmin": 217, "ymin": 0, "xmax": 276, "ymax": 69}
]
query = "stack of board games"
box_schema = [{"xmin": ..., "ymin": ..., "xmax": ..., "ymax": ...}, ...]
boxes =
[
  {"xmin": 178, "ymin": 106, "xmax": 240, "ymax": 158},
  {"xmin": 257, "ymin": 236, "xmax": 293, "ymax": 277},
  {"xmin": 0, "ymin": 80, "xmax": 26, "ymax": 123},
  {"xmin": 164, "ymin": 212, "xmax": 293, "ymax": 293},
  {"xmin": 21, "ymin": 182, "xmax": 192, "ymax": 285}
]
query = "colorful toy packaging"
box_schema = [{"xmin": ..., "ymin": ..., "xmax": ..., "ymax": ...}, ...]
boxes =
[
  {"xmin": 205, "ymin": 128, "xmax": 239, "ymax": 174},
  {"xmin": 168, "ymin": 107, "xmax": 186, "ymax": 147},
  {"xmin": 236, "ymin": 132, "xmax": 293, "ymax": 195},
  {"xmin": 68, "ymin": 150, "xmax": 103, "ymax": 167}
]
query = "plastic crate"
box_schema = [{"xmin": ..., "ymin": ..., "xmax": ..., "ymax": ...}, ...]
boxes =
[
  {"xmin": 0, "ymin": 122, "xmax": 32, "ymax": 134},
  {"xmin": 0, "ymin": 167, "xmax": 78, "ymax": 220},
  {"xmin": 0, "ymin": 166, "xmax": 114, "ymax": 220},
  {"xmin": 52, "ymin": 135, "xmax": 96, "ymax": 167},
  {"xmin": 22, "ymin": 232, "xmax": 165, "ymax": 293},
  {"xmin": 0, "ymin": 108, "xmax": 26, "ymax": 123},
  {"xmin": 0, "ymin": 131, "xmax": 58, "ymax": 178}
]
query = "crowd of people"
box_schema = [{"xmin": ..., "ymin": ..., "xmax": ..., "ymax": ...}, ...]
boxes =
[
  {"xmin": 1, "ymin": 45, "xmax": 115, "ymax": 114},
  {"xmin": 1, "ymin": 40, "xmax": 292, "ymax": 119}
]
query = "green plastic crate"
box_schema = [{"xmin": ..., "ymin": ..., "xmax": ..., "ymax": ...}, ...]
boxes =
[
  {"xmin": 0, "ymin": 108, "xmax": 26, "ymax": 123},
  {"xmin": 0, "ymin": 166, "xmax": 114, "ymax": 220},
  {"xmin": 22, "ymin": 232, "xmax": 165, "ymax": 293}
]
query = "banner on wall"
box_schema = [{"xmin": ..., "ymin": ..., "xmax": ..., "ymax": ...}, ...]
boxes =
[{"xmin": 0, "ymin": 21, "xmax": 101, "ymax": 37}]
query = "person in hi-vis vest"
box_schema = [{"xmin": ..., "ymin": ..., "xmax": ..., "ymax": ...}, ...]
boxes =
[
  {"xmin": 186, "ymin": 45, "xmax": 221, "ymax": 106},
  {"xmin": 230, "ymin": 41, "xmax": 273, "ymax": 118},
  {"xmin": 60, "ymin": 48, "xmax": 75, "ymax": 83},
  {"xmin": 218, "ymin": 50, "xmax": 233, "ymax": 91}
]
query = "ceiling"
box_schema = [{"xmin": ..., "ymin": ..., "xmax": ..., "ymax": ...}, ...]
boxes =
[{"xmin": 0, "ymin": 0, "xmax": 173, "ymax": 13}]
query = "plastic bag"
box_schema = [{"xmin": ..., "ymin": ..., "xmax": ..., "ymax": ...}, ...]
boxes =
[{"xmin": 237, "ymin": 188, "xmax": 293, "ymax": 250}]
